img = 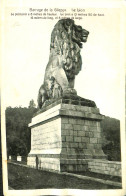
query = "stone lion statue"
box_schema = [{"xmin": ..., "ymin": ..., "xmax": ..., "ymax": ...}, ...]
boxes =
[{"xmin": 38, "ymin": 19, "xmax": 89, "ymax": 109}]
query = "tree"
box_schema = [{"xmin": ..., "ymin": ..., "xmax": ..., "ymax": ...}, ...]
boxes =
[
  {"xmin": 6, "ymin": 102, "xmax": 37, "ymax": 156},
  {"xmin": 7, "ymin": 136, "xmax": 28, "ymax": 156},
  {"xmin": 28, "ymin": 99, "xmax": 36, "ymax": 109},
  {"xmin": 101, "ymin": 116, "xmax": 121, "ymax": 161}
]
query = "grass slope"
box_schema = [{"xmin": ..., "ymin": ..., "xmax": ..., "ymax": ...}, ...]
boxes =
[{"xmin": 8, "ymin": 163, "xmax": 119, "ymax": 190}]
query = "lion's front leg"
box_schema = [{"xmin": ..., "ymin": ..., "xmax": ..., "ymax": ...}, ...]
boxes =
[
  {"xmin": 52, "ymin": 67, "xmax": 69, "ymax": 92},
  {"xmin": 68, "ymin": 78, "xmax": 75, "ymax": 89},
  {"xmin": 53, "ymin": 67, "xmax": 77, "ymax": 95}
]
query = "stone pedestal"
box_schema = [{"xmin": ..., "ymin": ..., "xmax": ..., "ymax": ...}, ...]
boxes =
[{"xmin": 27, "ymin": 102, "xmax": 107, "ymax": 171}]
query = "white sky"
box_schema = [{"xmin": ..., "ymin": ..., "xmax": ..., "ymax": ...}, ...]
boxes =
[{"xmin": 2, "ymin": 5, "xmax": 124, "ymax": 120}]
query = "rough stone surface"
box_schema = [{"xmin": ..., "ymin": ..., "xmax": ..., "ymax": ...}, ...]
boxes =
[
  {"xmin": 29, "ymin": 118, "xmax": 61, "ymax": 155},
  {"xmin": 88, "ymin": 160, "xmax": 121, "ymax": 177},
  {"xmin": 28, "ymin": 103, "xmax": 107, "ymax": 172}
]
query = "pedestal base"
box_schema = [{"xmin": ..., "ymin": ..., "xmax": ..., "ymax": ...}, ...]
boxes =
[
  {"xmin": 27, "ymin": 102, "xmax": 107, "ymax": 171},
  {"xmin": 27, "ymin": 156, "xmax": 89, "ymax": 171}
]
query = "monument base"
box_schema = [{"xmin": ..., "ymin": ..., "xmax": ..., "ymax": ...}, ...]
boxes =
[
  {"xmin": 27, "ymin": 156, "xmax": 89, "ymax": 171},
  {"xmin": 27, "ymin": 101, "xmax": 107, "ymax": 171}
]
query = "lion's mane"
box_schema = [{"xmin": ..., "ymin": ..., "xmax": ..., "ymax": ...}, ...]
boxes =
[{"xmin": 50, "ymin": 19, "xmax": 82, "ymax": 80}]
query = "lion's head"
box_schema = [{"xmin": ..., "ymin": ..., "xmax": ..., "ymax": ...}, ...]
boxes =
[
  {"xmin": 50, "ymin": 19, "xmax": 89, "ymax": 80},
  {"xmin": 72, "ymin": 23, "xmax": 89, "ymax": 48},
  {"xmin": 51, "ymin": 19, "xmax": 89, "ymax": 49}
]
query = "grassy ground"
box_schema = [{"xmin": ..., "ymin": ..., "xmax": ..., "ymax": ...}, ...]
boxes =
[{"xmin": 7, "ymin": 163, "xmax": 120, "ymax": 190}]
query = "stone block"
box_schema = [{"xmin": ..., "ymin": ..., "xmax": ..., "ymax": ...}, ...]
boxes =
[
  {"xmin": 96, "ymin": 122, "xmax": 101, "ymax": 127},
  {"xmin": 94, "ymin": 132, "xmax": 101, "ymax": 138},
  {"xmin": 76, "ymin": 119, "xmax": 85, "ymax": 125},
  {"xmin": 62, "ymin": 147, "xmax": 67, "ymax": 153},
  {"xmin": 73, "ymin": 130, "xmax": 77, "ymax": 136},
  {"xmin": 88, "ymin": 132, "xmax": 94, "ymax": 137},
  {"xmin": 84, "ymin": 120, "xmax": 90, "ymax": 125},
  {"xmin": 110, "ymin": 167, "xmax": 115, "ymax": 172},
  {"xmin": 85, "ymin": 132, "xmax": 89, "ymax": 137},
  {"xmin": 87, "ymin": 143, "xmax": 94, "ymax": 149},
  {"xmin": 83, "ymin": 126, "xmax": 89, "ymax": 131},
  {"xmin": 78, "ymin": 143, "xmax": 87, "ymax": 148},
  {"xmin": 62, "ymin": 129, "xmax": 67, "ymax": 135},
  {"xmin": 64, "ymin": 124, "xmax": 73, "ymax": 130},
  {"xmin": 90, "ymin": 121, "xmax": 97, "ymax": 126},
  {"xmin": 68, "ymin": 118, "xmax": 77, "ymax": 124},
  {"xmin": 77, "ymin": 130, "xmax": 85, "ymax": 137},
  {"xmin": 97, "ymin": 127, "xmax": 101, "ymax": 133},
  {"xmin": 91, "ymin": 107, "xmax": 100, "ymax": 113},
  {"xmin": 81, "ymin": 137, "xmax": 89, "ymax": 143},
  {"xmin": 62, "ymin": 136, "xmax": 66, "ymax": 141},
  {"xmin": 89, "ymin": 127, "xmax": 98, "ymax": 132},
  {"xmin": 114, "ymin": 164, "xmax": 121, "ymax": 169},
  {"xmin": 88, "ymin": 161, "xmax": 94, "ymax": 166},
  {"xmin": 69, "ymin": 142, "xmax": 78, "ymax": 148},
  {"xmin": 92, "ymin": 164, "xmax": 100, "ymax": 168},
  {"xmin": 61, "ymin": 110, "xmax": 84, "ymax": 117},
  {"xmin": 67, "ymin": 154, "xmax": 77, "ymax": 159},
  {"xmin": 104, "ymin": 170, "xmax": 110, "ymax": 175},
  {"xmin": 68, "ymin": 130, "xmax": 74, "ymax": 135},
  {"xmin": 74, "ymin": 136, "xmax": 81, "ymax": 142},
  {"xmin": 109, "ymin": 164, "xmax": 114, "ymax": 168},
  {"xmin": 62, "ymin": 118, "xmax": 69, "ymax": 124},
  {"xmin": 66, "ymin": 136, "xmax": 73, "ymax": 142},
  {"xmin": 61, "ymin": 124, "xmax": 65, "ymax": 129},
  {"xmin": 73, "ymin": 124, "xmax": 81, "ymax": 131},
  {"xmin": 67, "ymin": 148, "xmax": 76, "ymax": 154}
]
